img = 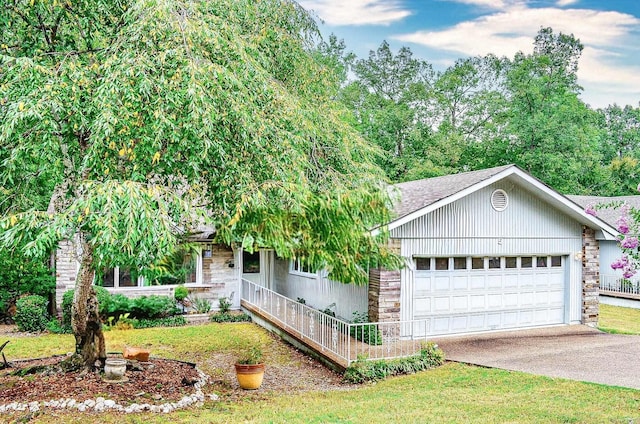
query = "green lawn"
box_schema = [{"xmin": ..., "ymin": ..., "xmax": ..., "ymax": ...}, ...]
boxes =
[
  {"xmin": 4, "ymin": 305, "xmax": 640, "ymax": 423},
  {"xmin": 598, "ymin": 303, "xmax": 640, "ymax": 334}
]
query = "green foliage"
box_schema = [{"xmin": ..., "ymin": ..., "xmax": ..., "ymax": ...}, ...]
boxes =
[
  {"xmin": 46, "ymin": 318, "xmax": 71, "ymax": 334},
  {"xmin": 134, "ymin": 315, "xmax": 187, "ymax": 329},
  {"xmin": 349, "ymin": 312, "xmax": 382, "ymax": 346},
  {"xmin": 0, "ymin": 248, "xmax": 55, "ymax": 319},
  {"xmin": 236, "ymin": 346, "xmax": 263, "ymax": 365},
  {"xmin": 174, "ymin": 285, "xmax": 189, "ymax": 302},
  {"xmin": 131, "ymin": 295, "xmax": 178, "ymax": 319},
  {"xmin": 209, "ymin": 312, "xmax": 252, "ymax": 323},
  {"xmin": 343, "ymin": 342, "xmax": 445, "ymax": 384},
  {"xmin": 105, "ymin": 313, "xmax": 137, "ymax": 331},
  {"xmin": 14, "ymin": 295, "xmax": 49, "ymax": 333},
  {"xmin": 218, "ymin": 296, "xmax": 232, "ymax": 314},
  {"xmin": 192, "ymin": 296, "xmax": 212, "ymax": 314}
]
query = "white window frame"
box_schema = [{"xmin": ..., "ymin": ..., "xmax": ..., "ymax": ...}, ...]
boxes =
[
  {"xmin": 102, "ymin": 266, "xmax": 144, "ymax": 288},
  {"xmin": 289, "ymin": 258, "xmax": 317, "ymax": 277}
]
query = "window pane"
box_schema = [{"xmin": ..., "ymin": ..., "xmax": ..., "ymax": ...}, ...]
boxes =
[
  {"xmin": 521, "ymin": 257, "xmax": 532, "ymax": 268},
  {"xmin": 101, "ymin": 268, "xmax": 115, "ymax": 287},
  {"xmin": 472, "ymin": 258, "xmax": 484, "ymax": 269},
  {"xmin": 435, "ymin": 258, "xmax": 449, "ymax": 270},
  {"xmin": 415, "ymin": 258, "xmax": 430, "ymax": 270},
  {"xmin": 454, "ymin": 257, "xmax": 467, "ymax": 270},
  {"xmin": 551, "ymin": 256, "xmax": 562, "ymax": 267},
  {"xmin": 119, "ymin": 268, "xmax": 136, "ymax": 287},
  {"xmin": 488, "ymin": 257, "xmax": 501, "ymax": 269},
  {"xmin": 243, "ymin": 250, "xmax": 260, "ymax": 273},
  {"xmin": 505, "ymin": 257, "xmax": 517, "ymax": 268},
  {"xmin": 537, "ymin": 257, "xmax": 547, "ymax": 267}
]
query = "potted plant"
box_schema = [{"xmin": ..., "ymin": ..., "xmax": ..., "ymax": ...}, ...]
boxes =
[{"xmin": 234, "ymin": 346, "xmax": 265, "ymax": 390}]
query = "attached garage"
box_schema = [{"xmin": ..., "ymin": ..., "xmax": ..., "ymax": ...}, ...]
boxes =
[
  {"xmin": 370, "ymin": 165, "xmax": 618, "ymax": 337},
  {"xmin": 412, "ymin": 255, "xmax": 566, "ymax": 335}
]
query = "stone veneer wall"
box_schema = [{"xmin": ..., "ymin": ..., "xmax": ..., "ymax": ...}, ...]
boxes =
[
  {"xmin": 368, "ymin": 268, "xmax": 401, "ymax": 323},
  {"xmin": 55, "ymin": 240, "xmax": 78, "ymax": 312},
  {"xmin": 582, "ymin": 226, "xmax": 599, "ymax": 326}
]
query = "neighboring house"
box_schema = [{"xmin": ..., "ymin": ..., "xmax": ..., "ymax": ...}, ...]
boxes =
[
  {"xmin": 274, "ymin": 164, "xmax": 618, "ymax": 336},
  {"xmin": 55, "ymin": 164, "xmax": 619, "ymax": 338},
  {"xmin": 567, "ymin": 195, "xmax": 640, "ymax": 293}
]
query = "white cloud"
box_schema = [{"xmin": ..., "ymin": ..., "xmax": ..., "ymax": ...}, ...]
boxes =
[
  {"xmin": 392, "ymin": 6, "xmax": 640, "ymax": 107},
  {"xmin": 556, "ymin": 0, "xmax": 579, "ymax": 6},
  {"xmin": 393, "ymin": 8, "xmax": 638, "ymax": 56},
  {"xmin": 297, "ymin": 0, "xmax": 412, "ymax": 26}
]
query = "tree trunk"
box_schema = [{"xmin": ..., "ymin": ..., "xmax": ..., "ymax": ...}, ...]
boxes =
[{"xmin": 71, "ymin": 233, "xmax": 106, "ymax": 369}]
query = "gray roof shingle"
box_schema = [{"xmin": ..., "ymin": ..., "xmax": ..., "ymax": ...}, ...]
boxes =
[
  {"xmin": 567, "ymin": 195, "xmax": 640, "ymax": 228},
  {"xmin": 391, "ymin": 164, "xmax": 515, "ymax": 221}
]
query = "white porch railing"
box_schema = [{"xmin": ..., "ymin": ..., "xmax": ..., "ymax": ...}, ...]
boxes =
[
  {"xmin": 601, "ymin": 274, "xmax": 640, "ymax": 296},
  {"xmin": 240, "ymin": 279, "xmax": 431, "ymax": 366}
]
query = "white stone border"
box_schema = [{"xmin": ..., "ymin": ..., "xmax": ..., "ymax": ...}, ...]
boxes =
[{"xmin": 0, "ymin": 368, "xmax": 217, "ymax": 415}]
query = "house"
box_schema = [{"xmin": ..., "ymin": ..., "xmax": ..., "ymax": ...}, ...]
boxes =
[
  {"xmin": 55, "ymin": 164, "xmax": 619, "ymax": 338},
  {"xmin": 273, "ymin": 164, "xmax": 618, "ymax": 336},
  {"xmin": 567, "ymin": 195, "xmax": 640, "ymax": 293}
]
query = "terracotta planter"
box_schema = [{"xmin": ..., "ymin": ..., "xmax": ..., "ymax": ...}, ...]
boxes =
[{"xmin": 234, "ymin": 363, "xmax": 265, "ymax": 390}]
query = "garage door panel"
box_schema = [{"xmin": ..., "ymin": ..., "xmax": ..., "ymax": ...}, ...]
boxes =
[
  {"xmin": 452, "ymin": 276, "xmax": 468, "ymax": 290},
  {"xmin": 487, "ymin": 294, "xmax": 502, "ymax": 308},
  {"xmin": 452, "ymin": 296, "xmax": 468, "ymax": 311},
  {"xmin": 433, "ymin": 297, "xmax": 450, "ymax": 312},
  {"xmin": 470, "ymin": 276, "xmax": 485, "ymax": 289},
  {"xmin": 470, "ymin": 295, "xmax": 485, "ymax": 309},
  {"xmin": 434, "ymin": 277, "xmax": 451, "ymax": 291},
  {"xmin": 412, "ymin": 255, "xmax": 567, "ymax": 336}
]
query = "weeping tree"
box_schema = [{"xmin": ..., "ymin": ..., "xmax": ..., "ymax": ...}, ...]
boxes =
[{"xmin": 0, "ymin": 0, "xmax": 399, "ymax": 369}]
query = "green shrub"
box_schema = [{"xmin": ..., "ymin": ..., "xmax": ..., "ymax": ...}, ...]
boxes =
[
  {"xmin": 210, "ymin": 312, "xmax": 252, "ymax": 323},
  {"xmin": 174, "ymin": 285, "xmax": 189, "ymax": 302},
  {"xmin": 218, "ymin": 296, "xmax": 232, "ymax": 313},
  {"xmin": 14, "ymin": 295, "xmax": 49, "ymax": 332},
  {"xmin": 350, "ymin": 312, "xmax": 382, "ymax": 346},
  {"xmin": 343, "ymin": 342, "xmax": 445, "ymax": 384},
  {"xmin": 0, "ymin": 248, "xmax": 55, "ymax": 320},
  {"xmin": 192, "ymin": 296, "xmax": 212, "ymax": 314},
  {"xmin": 131, "ymin": 295, "xmax": 178, "ymax": 319},
  {"xmin": 134, "ymin": 315, "xmax": 187, "ymax": 329},
  {"xmin": 104, "ymin": 293, "xmax": 132, "ymax": 319},
  {"xmin": 46, "ymin": 318, "xmax": 71, "ymax": 334}
]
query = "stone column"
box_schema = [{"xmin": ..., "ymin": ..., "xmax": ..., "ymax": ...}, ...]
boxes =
[
  {"xmin": 368, "ymin": 268, "xmax": 401, "ymax": 323},
  {"xmin": 581, "ymin": 226, "xmax": 599, "ymax": 326}
]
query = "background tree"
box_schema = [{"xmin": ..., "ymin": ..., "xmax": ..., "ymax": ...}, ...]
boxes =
[
  {"xmin": 0, "ymin": 0, "xmax": 398, "ymax": 369},
  {"xmin": 341, "ymin": 41, "xmax": 434, "ymax": 181}
]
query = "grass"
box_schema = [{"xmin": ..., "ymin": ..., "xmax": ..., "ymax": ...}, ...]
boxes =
[
  {"xmin": 3, "ymin": 306, "xmax": 640, "ymax": 423},
  {"xmin": 598, "ymin": 303, "xmax": 640, "ymax": 334}
]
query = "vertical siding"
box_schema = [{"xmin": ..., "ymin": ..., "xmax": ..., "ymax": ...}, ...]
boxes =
[
  {"xmin": 392, "ymin": 180, "xmax": 586, "ymax": 324},
  {"xmin": 273, "ymin": 258, "xmax": 368, "ymax": 320}
]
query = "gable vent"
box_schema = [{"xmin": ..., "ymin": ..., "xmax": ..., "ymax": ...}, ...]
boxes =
[{"xmin": 491, "ymin": 189, "xmax": 509, "ymax": 211}]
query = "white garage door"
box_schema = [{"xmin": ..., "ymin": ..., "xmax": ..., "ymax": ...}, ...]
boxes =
[{"xmin": 413, "ymin": 255, "xmax": 566, "ymax": 336}]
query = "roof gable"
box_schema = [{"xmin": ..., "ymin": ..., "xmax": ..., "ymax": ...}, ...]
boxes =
[{"xmin": 386, "ymin": 165, "xmax": 618, "ymax": 239}]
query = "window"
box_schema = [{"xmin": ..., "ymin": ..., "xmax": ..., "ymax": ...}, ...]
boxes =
[
  {"xmin": 472, "ymin": 257, "xmax": 484, "ymax": 269},
  {"xmin": 454, "ymin": 257, "xmax": 467, "ymax": 270},
  {"xmin": 291, "ymin": 258, "xmax": 316, "ymax": 276},
  {"xmin": 488, "ymin": 257, "xmax": 501, "ymax": 269},
  {"xmin": 243, "ymin": 250, "xmax": 260, "ymax": 274},
  {"xmin": 505, "ymin": 257, "xmax": 517, "ymax": 268},
  {"xmin": 536, "ymin": 256, "xmax": 548, "ymax": 268},
  {"xmin": 551, "ymin": 256, "xmax": 562, "ymax": 267},
  {"xmin": 97, "ymin": 267, "xmax": 140, "ymax": 287},
  {"xmin": 521, "ymin": 257, "xmax": 533, "ymax": 268},
  {"xmin": 435, "ymin": 257, "xmax": 449, "ymax": 270},
  {"xmin": 415, "ymin": 258, "xmax": 430, "ymax": 270}
]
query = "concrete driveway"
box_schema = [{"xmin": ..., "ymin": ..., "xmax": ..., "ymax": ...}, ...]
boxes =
[{"xmin": 431, "ymin": 325, "xmax": 640, "ymax": 390}]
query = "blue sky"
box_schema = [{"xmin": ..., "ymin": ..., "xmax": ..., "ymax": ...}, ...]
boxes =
[{"xmin": 297, "ymin": 0, "xmax": 640, "ymax": 108}]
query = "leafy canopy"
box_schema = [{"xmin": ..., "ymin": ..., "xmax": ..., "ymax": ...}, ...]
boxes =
[{"xmin": 0, "ymin": 0, "xmax": 398, "ymax": 285}]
